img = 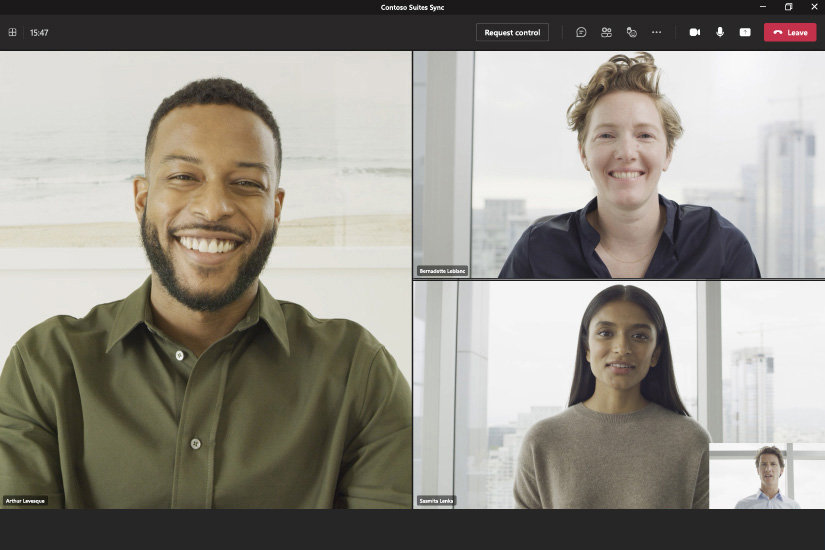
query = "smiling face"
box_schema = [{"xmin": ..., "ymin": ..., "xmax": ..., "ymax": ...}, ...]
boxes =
[
  {"xmin": 757, "ymin": 453, "xmax": 783, "ymax": 491},
  {"xmin": 585, "ymin": 300, "xmax": 661, "ymax": 396},
  {"xmin": 135, "ymin": 104, "xmax": 284, "ymax": 312},
  {"xmin": 579, "ymin": 90, "xmax": 672, "ymax": 212}
]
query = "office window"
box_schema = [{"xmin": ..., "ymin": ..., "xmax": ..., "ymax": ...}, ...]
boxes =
[
  {"xmin": 792, "ymin": 444, "xmax": 825, "ymax": 509},
  {"xmin": 720, "ymin": 281, "xmax": 825, "ymax": 443}
]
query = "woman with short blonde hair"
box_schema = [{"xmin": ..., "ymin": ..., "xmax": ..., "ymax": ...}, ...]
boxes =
[{"xmin": 500, "ymin": 52, "xmax": 760, "ymax": 279}]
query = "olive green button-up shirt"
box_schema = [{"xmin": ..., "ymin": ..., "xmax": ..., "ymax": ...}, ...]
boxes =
[{"xmin": 0, "ymin": 278, "xmax": 411, "ymax": 509}]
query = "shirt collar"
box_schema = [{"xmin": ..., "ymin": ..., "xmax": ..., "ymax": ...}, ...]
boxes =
[
  {"xmin": 579, "ymin": 195, "xmax": 677, "ymax": 246},
  {"xmin": 106, "ymin": 277, "xmax": 291, "ymax": 355},
  {"xmin": 757, "ymin": 489, "xmax": 784, "ymax": 501},
  {"xmin": 578, "ymin": 197, "xmax": 601, "ymax": 250},
  {"xmin": 245, "ymin": 282, "xmax": 291, "ymax": 355},
  {"xmin": 106, "ymin": 277, "xmax": 152, "ymax": 352},
  {"xmin": 659, "ymin": 195, "xmax": 678, "ymax": 244}
]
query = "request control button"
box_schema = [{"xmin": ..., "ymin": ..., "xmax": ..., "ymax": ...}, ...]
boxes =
[
  {"xmin": 476, "ymin": 23, "xmax": 549, "ymax": 41},
  {"xmin": 764, "ymin": 22, "xmax": 817, "ymax": 41}
]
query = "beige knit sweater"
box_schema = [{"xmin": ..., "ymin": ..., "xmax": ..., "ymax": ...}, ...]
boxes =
[{"xmin": 514, "ymin": 402, "xmax": 710, "ymax": 509}]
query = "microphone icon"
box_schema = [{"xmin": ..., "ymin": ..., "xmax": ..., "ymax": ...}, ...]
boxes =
[{"xmin": 716, "ymin": 26, "xmax": 724, "ymax": 37}]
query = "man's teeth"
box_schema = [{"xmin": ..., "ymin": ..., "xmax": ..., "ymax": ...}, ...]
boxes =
[
  {"xmin": 611, "ymin": 171, "xmax": 642, "ymax": 179},
  {"xmin": 179, "ymin": 236, "xmax": 238, "ymax": 253}
]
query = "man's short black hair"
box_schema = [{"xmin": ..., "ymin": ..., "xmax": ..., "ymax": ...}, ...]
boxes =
[{"xmin": 145, "ymin": 77, "xmax": 282, "ymax": 178}]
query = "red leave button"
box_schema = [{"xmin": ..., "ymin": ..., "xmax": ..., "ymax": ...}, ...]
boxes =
[{"xmin": 764, "ymin": 23, "xmax": 817, "ymax": 41}]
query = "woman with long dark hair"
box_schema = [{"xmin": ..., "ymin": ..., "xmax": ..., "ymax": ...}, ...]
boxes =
[{"xmin": 514, "ymin": 284, "xmax": 710, "ymax": 508}]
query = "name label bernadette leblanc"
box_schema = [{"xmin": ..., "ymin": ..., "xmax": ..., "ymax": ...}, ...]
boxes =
[
  {"xmin": 3, "ymin": 495, "xmax": 48, "ymax": 506},
  {"xmin": 416, "ymin": 265, "xmax": 469, "ymax": 277}
]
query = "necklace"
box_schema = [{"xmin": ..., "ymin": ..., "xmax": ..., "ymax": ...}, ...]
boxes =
[
  {"xmin": 591, "ymin": 215, "xmax": 660, "ymax": 264},
  {"xmin": 596, "ymin": 242, "xmax": 656, "ymax": 264}
]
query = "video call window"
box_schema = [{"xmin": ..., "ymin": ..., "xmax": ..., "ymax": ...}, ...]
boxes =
[
  {"xmin": 3, "ymin": 6, "xmax": 824, "ymax": 520},
  {"xmin": 415, "ymin": 50, "xmax": 825, "ymax": 278},
  {"xmin": 414, "ymin": 280, "xmax": 825, "ymax": 508},
  {"xmin": 710, "ymin": 443, "xmax": 825, "ymax": 509}
]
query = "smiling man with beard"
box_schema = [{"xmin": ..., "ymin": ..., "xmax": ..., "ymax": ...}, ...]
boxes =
[{"xmin": 0, "ymin": 78, "xmax": 411, "ymax": 509}]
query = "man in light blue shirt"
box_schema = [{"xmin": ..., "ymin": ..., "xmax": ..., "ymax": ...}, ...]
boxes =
[{"xmin": 735, "ymin": 446, "xmax": 801, "ymax": 509}]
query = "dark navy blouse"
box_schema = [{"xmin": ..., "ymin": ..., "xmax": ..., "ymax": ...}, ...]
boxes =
[{"xmin": 498, "ymin": 195, "xmax": 761, "ymax": 279}]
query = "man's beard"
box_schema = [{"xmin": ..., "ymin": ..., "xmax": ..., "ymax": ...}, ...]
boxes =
[{"xmin": 140, "ymin": 210, "xmax": 276, "ymax": 312}]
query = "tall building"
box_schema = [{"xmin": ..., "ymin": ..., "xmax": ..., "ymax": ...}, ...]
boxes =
[
  {"xmin": 754, "ymin": 121, "xmax": 816, "ymax": 278},
  {"xmin": 726, "ymin": 347, "xmax": 775, "ymax": 442},
  {"xmin": 682, "ymin": 187, "xmax": 748, "ymax": 237},
  {"xmin": 486, "ymin": 406, "xmax": 561, "ymax": 508},
  {"xmin": 471, "ymin": 198, "xmax": 530, "ymax": 277},
  {"xmin": 488, "ymin": 426, "xmax": 516, "ymax": 448}
]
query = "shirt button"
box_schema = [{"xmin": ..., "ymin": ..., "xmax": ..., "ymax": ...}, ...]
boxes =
[
  {"xmin": 190, "ymin": 438, "xmax": 202, "ymax": 450},
  {"xmin": 175, "ymin": 350, "xmax": 185, "ymax": 361}
]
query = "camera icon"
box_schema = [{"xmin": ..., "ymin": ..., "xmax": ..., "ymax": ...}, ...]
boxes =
[{"xmin": 689, "ymin": 27, "xmax": 701, "ymax": 36}]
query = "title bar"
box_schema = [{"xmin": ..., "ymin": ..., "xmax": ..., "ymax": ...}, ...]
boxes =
[{"xmin": 0, "ymin": 15, "xmax": 820, "ymax": 50}]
